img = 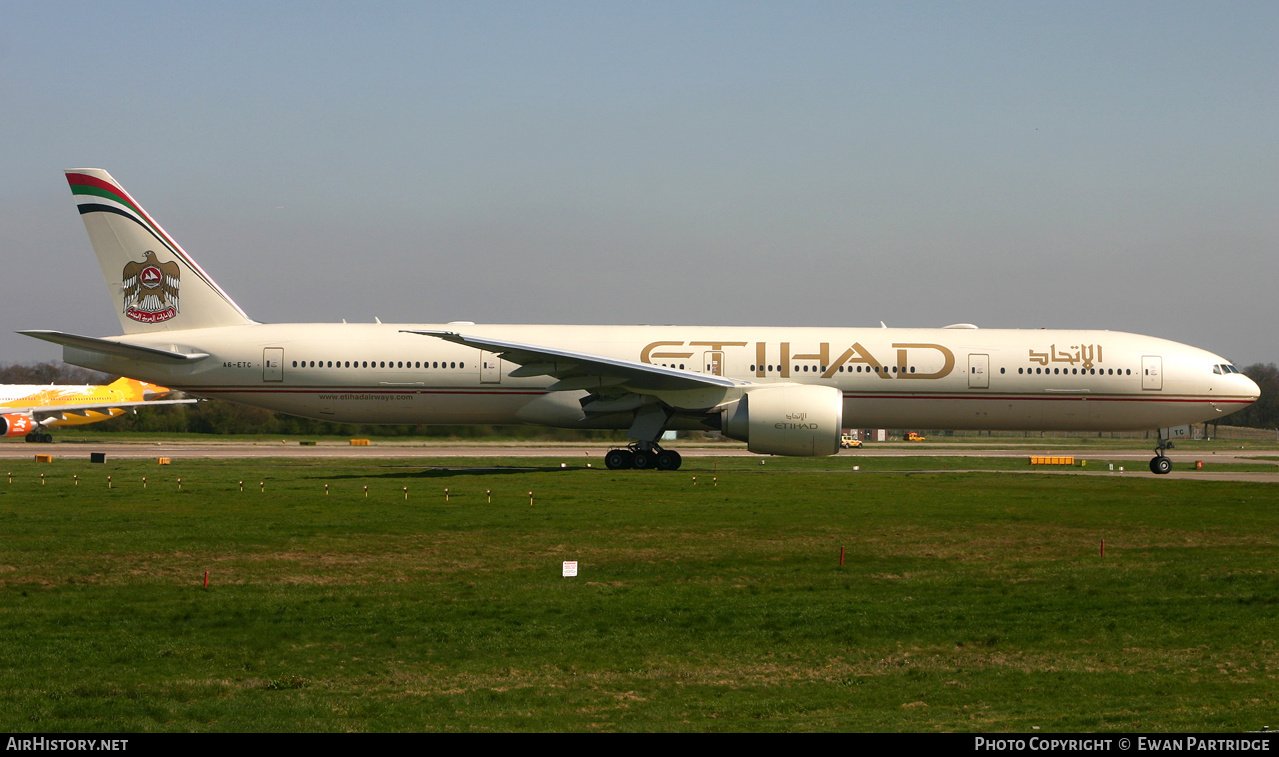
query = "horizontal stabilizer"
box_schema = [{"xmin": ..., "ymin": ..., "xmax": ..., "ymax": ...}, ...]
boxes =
[{"xmin": 18, "ymin": 330, "xmax": 210, "ymax": 362}]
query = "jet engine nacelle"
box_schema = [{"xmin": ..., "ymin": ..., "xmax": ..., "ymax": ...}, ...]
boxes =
[
  {"xmin": 720, "ymin": 384, "xmax": 843, "ymax": 456},
  {"xmin": 0, "ymin": 414, "xmax": 36, "ymax": 438}
]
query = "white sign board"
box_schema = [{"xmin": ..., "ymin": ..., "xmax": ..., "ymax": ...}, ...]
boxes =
[{"xmin": 562, "ymin": 561, "xmax": 578, "ymax": 577}]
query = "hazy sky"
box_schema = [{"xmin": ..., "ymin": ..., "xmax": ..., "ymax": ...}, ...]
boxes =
[{"xmin": 2, "ymin": 1, "xmax": 1275, "ymax": 366}]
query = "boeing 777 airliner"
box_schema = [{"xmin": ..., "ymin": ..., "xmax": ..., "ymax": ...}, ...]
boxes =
[{"xmin": 21, "ymin": 169, "xmax": 1259, "ymax": 473}]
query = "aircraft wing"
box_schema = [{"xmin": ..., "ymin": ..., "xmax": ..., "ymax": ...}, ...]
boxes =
[
  {"xmin": 403, "ymin": 330, "xmax": 750, "ymax": 392},
  {"xmin": 2, "ymin": 398, "xmax": 199, "ymax": 420}
]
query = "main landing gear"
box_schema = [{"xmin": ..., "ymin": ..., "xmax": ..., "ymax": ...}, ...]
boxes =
[
  {"xmin": 24, "ymin": 432, "xmax": 53, "ymax": 444},
  {"xmin": 1149, "ymin": 434, "xmax": 1173, "ymax": 475},
  {"xmin": 604, "ymin": 442, "xmax": 683, "ymax": 471}
]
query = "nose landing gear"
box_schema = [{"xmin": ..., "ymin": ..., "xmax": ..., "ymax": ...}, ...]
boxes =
[{"xmin": 1149, "ymin": 434, "xmax": 1173, "ymax": 475}]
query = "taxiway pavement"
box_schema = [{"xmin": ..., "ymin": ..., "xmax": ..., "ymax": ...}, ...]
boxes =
[{"xmin": 2, "ymin": 440, "xmax": 1275, "ymax": 482}]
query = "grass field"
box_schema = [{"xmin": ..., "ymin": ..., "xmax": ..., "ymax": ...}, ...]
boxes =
[{"xmin": 0, "ymin": 454, "xmax": 1275, "ymax": 732}]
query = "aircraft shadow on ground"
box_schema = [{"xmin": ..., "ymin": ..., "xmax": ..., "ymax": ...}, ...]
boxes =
[{"xmin": 325, "ymin": 466, "xmax": 579, "ymax": 481}]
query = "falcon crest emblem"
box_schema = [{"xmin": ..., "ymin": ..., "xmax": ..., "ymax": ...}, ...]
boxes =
[{"xmin": 122, "ymin": 251, "xmax": 180, "ymax": 324}]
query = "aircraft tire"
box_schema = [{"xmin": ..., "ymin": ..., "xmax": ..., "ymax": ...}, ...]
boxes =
[
  {"xmin": 632, "ymin": 450, "xmax": 654, "ymax": 470},
  {"xmin": 605, "ymin": 449, "xmax": 634, "ymax": 470},
  {"xmin": 656, "ymin": 450, "xmax": 681, "ymax": 471},
  {"xmin": 25, "ymin": 433, "xmax": 36, "ymax": 443},
  {"xmin": 1150, "ymin": 456, "xmax": 1172, "ymax": 475}
]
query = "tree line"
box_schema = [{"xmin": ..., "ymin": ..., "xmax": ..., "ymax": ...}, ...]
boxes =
[{"xmin": 3, "ymin": 361, "xmax": 1277, "ymax": 435}]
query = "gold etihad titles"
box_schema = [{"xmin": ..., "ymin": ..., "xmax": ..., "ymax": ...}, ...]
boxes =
[{"xmin": 640, "ymin": 341, "xmax": 957, "ymax": 380}]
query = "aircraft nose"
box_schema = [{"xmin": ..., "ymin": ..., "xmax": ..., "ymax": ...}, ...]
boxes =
[{"xmin": 1242, "ymin": 374, "xmax": 1261, "ymax": 401}]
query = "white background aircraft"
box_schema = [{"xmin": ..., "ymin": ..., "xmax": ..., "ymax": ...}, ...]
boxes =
[{"xmin": 22, "ymin": 170, "xmax": 1259, "ymax": 472}]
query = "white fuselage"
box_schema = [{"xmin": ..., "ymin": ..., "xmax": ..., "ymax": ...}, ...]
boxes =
[
  {"xmin": 64, "ymin": 323, "xmax": 1257, "ymax": 432},
  {"xmin": 0, "ymin": 385, "xmax": 102, "ymax": 404}
]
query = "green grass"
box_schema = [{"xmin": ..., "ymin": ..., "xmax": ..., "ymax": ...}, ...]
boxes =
[{"xmin": 0, "ymin": 456, "xmax": 1276, "ymax": 732}]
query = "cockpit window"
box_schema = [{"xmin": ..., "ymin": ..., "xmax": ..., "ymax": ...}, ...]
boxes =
[
  {"xmin": 1215, "ymin": 364, "xmax": 1241, "ymax": 375},
  {"xmin": 1213, "ymin": 365, "xmax": 1223, "ymax": 375}
]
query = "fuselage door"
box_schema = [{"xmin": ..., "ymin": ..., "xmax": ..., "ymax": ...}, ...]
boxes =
[
  {"xmin": 480, "ymin": 351, "xmax": 502, "ymax": 384},
  {"xmin": 263, "ymin": 348, "xmax": 284, "ymax": 382},
  {"xmin": 704, "ymin": 351, "xmax": 724, "ymax": 377},
  {"xmin": 968, "ymin": 354, "xmax": 989, "ymax": 389},
  {"xmin": 1142, "ymin": 355, "xmax": 1163, "ymax": 390}
]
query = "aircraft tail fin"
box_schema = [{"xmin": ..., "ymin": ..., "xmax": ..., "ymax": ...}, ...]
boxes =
[
  {"xmin": 103, "ymin": 376, "xmax": 148, "ymax": 401},
  {"xmin": 65, "ymin": 169, "xmax": 254, "ymax": 334},
  {"xmin": 103, "ymin": 376, "xmax": 179, "ymax": 401}
]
